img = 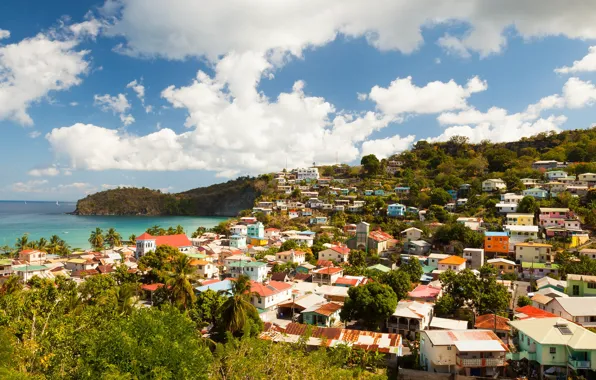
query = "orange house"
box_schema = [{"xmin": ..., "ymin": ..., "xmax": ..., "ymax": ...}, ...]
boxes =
[{"xmin": 484, "ymin": 232, "xmax": 509, "ymax": 256}]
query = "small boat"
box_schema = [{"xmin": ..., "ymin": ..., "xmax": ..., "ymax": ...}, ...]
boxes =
[{"xmin": 56, "ymin": 201, "xmax": 60, "ymax": 206}]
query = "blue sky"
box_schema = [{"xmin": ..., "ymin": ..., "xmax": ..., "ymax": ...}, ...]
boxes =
[{"xmin": 1, "ymin": 0, "xmax": 596, "ymax": 201}]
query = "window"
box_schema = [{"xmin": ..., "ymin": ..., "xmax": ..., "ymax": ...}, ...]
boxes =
[
  {"xmin": 447, "ymin": 346, "xmax": 452, "ymax": 351},
  {"xmin": 549, "ymin": 347, "xmax": 556, "ymax": 354},
  {"xmin": 588, "ymin": 283, "xmax": 596, "ymax": 289}
]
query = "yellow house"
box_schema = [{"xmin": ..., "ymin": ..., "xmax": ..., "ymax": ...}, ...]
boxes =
[
  {"xmin": 486, "ymin": 258, "xmax": 517, "ymax": 274},
  {"xmin": 250, "ymin": 237, "xmax": 269, "ymax": 246},
  {"xmin": 505, "ymin": 213, "xmax": 534, "ymax": 226}
]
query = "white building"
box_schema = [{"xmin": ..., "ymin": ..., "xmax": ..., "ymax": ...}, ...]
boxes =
[
  {"xmin": 482, "ymin": 179, "xmax": 506, "ymax": 192},
  {"xmin": 504, "ymin": 225, "xmax": 539, "ymax": 250},
  {"xmin": 548, "ymin": 297, "xmax": 596, "ymax": 328},
  {"xmin": 438, "ymin": 256, "xmax": 467, "ymax": 272},
  {"xmin": 318, "ymin": 246, "xmax": 351, "ymax": 263},
  {"xmin": 428, "ymin": 253, "xmax": 450, "ymax": 269},
  {"xmin": 230, "ymin": 224, "xmax": 248, "ymax": 236},
  {"xmin": 463, "ymin": 248, "xmax": 484, "ymax": 270},
  {"xmin": 229, "ymin": 235, "xmax": 247, "ymax": 250},
  {"xmin": 194, "ymin": 259, "xmax": 219, "ymax": 279},
  {"xmin": 228, "ymin": 261, "xmax": 268, "ymax": 282},
  {"xmin": 250, "ymin": 280, "xmax": 293, "ymax": 310},
  {"xmin": 296, "ymin": 167, "xmax": 320, "ymax": 181},
  {"xmin": 275, "ymin": 250, "xmax": 306, "ymax": 264},
  {"xmin": 387, "ymin": 300, "xmax": 433, "ymax": 340}
]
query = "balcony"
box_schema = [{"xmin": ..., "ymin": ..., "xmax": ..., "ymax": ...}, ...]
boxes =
[
  {"xmin": 457, "ymin": 357, "xmax": 506, "ymax": 367},
  {"xmin": 507, "ymin": 351, "xmax": 537, "ymax": 361},
  {"xmin": 569, "ymin": 358, "xmax": 591, "ymax": 370}
]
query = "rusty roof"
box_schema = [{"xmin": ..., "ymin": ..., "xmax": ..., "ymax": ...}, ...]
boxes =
[
  {"xmin": 313, "ymin": 302, "xmax": 343, "ymax": 316},
  {"xmin": 474, "ymin": 314, "xmax": 511, "ymax": 331}
]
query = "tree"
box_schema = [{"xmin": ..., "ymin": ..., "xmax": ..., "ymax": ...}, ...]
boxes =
[
  {"xmin": 190, "ymin": 289, "xmax": 225, "ymax": 328},
  {"xmin": 128, "ymin": 234, "xmax": 137, "ymax": 244},
  {"xmin": 88, "ymin": 228, "xmax": 105, "ymax": 250},
  {"xmin": 138, "ymin": 244, "xmax": 182, "ymax": 281},
  {"xmin": 381, "ymin": 270, "xmax": 411, "ymax": 301},
  {"xmin": 34, "ymin": 237, "xmax": 48, "ymax": 252},
  {"xmin": 348, "ymin": 250, "xmax": 367, "ymax": 267},
  {"xmin": 279, "ymin": 239, "xmax": 299, "ymax": 252},
  {"xmin": 517, "ymin": 196, "xmax": 538, "ymax": 214},
  {"xmin": 105, "ymin": 228, "xmax": 122, "ymax": 248},
  {"xmin": 191, "ymin": 227, "xmax": 207, "ymax": 238},
  {"xmin": 15, "ymin": 234, "xmax": 30, "ymax": 252},
  {"xmin": 517, "ymin": 296, "xmax": 532, "ymax": 308},
  {"xmin": 167, "ymin": 254, "xmax": 196, "ymax": 310},
  {"xmin": 340, "ymin": 283, "xmax": 397, "ymax": 330},
  {"xmin": 47, "ymin": 235, "xmax": 66, "ymax": 255},
  {"xmin": 217, "ymin": 275, "xmax": 263, "ymax": 336},
  {"xmin": 401, "ymin": 258, "xmax": 423, "ymax": 283},
  {"xmin": 360, "ymin": 154, "xmax": 380, "ymax": 177},
  {"xmin": 174, "ymin": 224, "xmax": 185, "ymax": 235},
  {"xmin": 430, "ymin": 188, "xmax": 452, "ymax": 206},
  {"xmin": 434, "ymin": 294, "xmax": 457, "ymax": 317}
]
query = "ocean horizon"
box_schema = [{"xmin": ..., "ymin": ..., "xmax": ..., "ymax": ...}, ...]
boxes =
[{"xmin": 0, "ymin": 200, "xmax": 227, "ymax": 249}]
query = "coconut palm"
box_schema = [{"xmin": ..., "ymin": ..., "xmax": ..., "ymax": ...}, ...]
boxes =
[
  {"xmin": 15, "ymin": 234, "xmax": 30, "ymax": 252},
  {"xmin": 128, "ymin": 234, "xmax": 136, "ymax": 244},
  {"xmin": 174, "ymin": 225, "xmax": 185, "ymax": 235},
  {"xmin": 116, "ymin": 283, "xmax": 137, "ymax": 316},
  {"xmin": 167, "ymin": 254, "xmax": 196, "ymax": 310},
  {"xmin": 217, "ymin": 274, "xmax": 259, "ymax": 335},
  {"xmin": 88, "ymin": 228, "xmax": 104, "ymax": 250},
  {"xmin": 47, "ymin": 235, "xmax": 63, "ymax": 255},
  {"xmin": 35, "ymin": 237, "xmax": 48, "ymax": 252},
  {"xmin": 105, "ymin": 228, "xmax": 122, "ymax": 248}
]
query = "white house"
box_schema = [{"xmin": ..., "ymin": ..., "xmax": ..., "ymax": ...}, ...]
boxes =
[
  {"xmin": 230, "ymin": 224, "xmax": 248, "ymax": 236},
  {"xmin": 428, "ymin": 253, "xmax": 450, "ymax": 269},
  {"xmin": 135, "ymin": 233, "xmax": 193, "ymax": 257},
  {"xmin": 11, "ymin": 264, "xmax": 52, "ymax": 282},
  {"xmin": 482, "ymin": 179, "xmax": 506, "ymax": 192},
  {"xmin": 228, "ymin": 261, "xmax": 268, "ymax": 282},
  {"xmin": 296, "ymin": 167, "xmax": 320, "ymax": 181},
  {"xmin": 545, "ymin": 170, "xmax": 567, "ymax": 180},
  {"xmin": 548, "ymin": 297, "xmax": 596, "ymax": 328},
  {"xmin": 438, "ymin": 256, "xmax": 467, "ymax": 272},
  {"xmin": 578, "ymin": 173, "xmax": 596, "ymax": 182},
  {"xmin": 401, "ymin": 227, "xmax": 423, "ymax": 242},
  {"xmin": 496, "ymin": 202, "xmax": 518, "ymax": 214},
  {"xmin": 275, "ymin": 250, "xmax": 306, "ymax": 264},
  {"xmin": 18, "ymin": 249, "xmax": 46, "ymax": 265},
  {"xmin": 250, "ymin": 280, "xmax": 293, "ymax": 310},
  {"xmin": 387, "ymin": 300, "xmax": 434, "ymax": 340},
  {"xmin": 318, "ymin": 246, "xmax": 351, "ymax": 263},
  {"xmin": 463, "ymin": 248, "xmax": 484, "ymax": 270},
  {"xmin": 229, "ymin": 235, "xmax": 247, "ymax": 250},
  {"xmin": 193, "ymin": 259, "xmax": 219, "ymax": 279},
  {"xmin": 504, "ymin": 225, "xmax": 539, "ymax": 250}
]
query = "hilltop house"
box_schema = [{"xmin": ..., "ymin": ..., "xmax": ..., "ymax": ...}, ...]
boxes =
[
  {"xmin": 250, "ymin": 280, "xmax": 293, "ymax": 311},
  {"xmin": 18, "ymin": 249, "xmax": 46, "ymax": 265},
  {"xmin": 484, "ymin": 232, "xmax": 509, "ymax": 257},
  {"xmin": 523, "ymin": 187, "xmax": 548, "ymax": 199},
  {"xmin": 428, "ymin": 253, "xmax": 450, "ymax": 269},
  {"xmin": 387, "ymin": 203, "xmax": 406, "ymax": 217},
  {"xmin": 296, "ymin": 167, "xmax": 319, "ymax": 181},
  {"xmin": 301, "ymin": 302, "xmax": 343, "ymax": 327},
  {"xmin": 229, "ymin": 235, "xmax": 247, "ymax": 249},
  {"xmin": 546, "ymin": 170, "xmax": 567, "ymax": 180},
  {"xmin": 346, "ymin": 222, "xmax": 395, "ymax": 252},
  {"xmin": 228, "ymin": 261, "xmax": 268, "ymax": 282},
  {"xmin": 505, "ymin": 225, "xmax": 539, "ymax": 250},
  {"xmin": 318, "ymin": 246, "xmax": 350, "ymax": 263},
  {"xmin": 486, "ymin": 258, "xmax": 517, "ymax": 275},
  {"xmin": 438, "ymin": 256, "xmax": 467, "ymax": 272},
  {"xmin": 482, "ymin": 179, "xmax": 506, "ymax": 192},
  {"xmin": 538, "ymin": 208, "xmax": 572, "ymax": 228},
  {"xmin": 135, "ymin": 233, "xmax": 193, "ymax": 257},
  {"xmin": 404, "ymin": 240, "xmax": 432, "ymax": 255},
  {"xmin": 275, "ymin": 250, "xmax": 306, "ymax": 264},
  {"xmin": 532, "ymin": 160, "xmax": 559, "ymax": 170},
  {"xmin": 230, "ymin": 224, "xmax": 248, "ymax": 236},
  {"xmin": 463, "ymin": 248, "xmax": 484, "ymax": 270},
  {"xmin": 192, "ymin": 259, "xmax": 219, "ymax": 279},
  {"xmin": 401, "ymin": 227, "xmax": 423, "ymax": 242},
  {"xmin": 506, "ymin": 213, "xmax": 535, "ymax": 226},
  {"xmin": 566, "ymin": 274, "xmax": 596, "ymax": 297},
  {"xmin": 312, "ymin": 267, "xmax": 343, "ymax": 285},
  {"xmin": 387, "ymin": 300, "xmax": 433, "ymax": 340},
  {"xmin": 548, "ymin": 297, "xmax": 596, "ymax": 328},
  {"xmin": 521, "ymin": 262, "xmax": 560, "ymax": 280},
  {"xmin": 515, "ymin": 242, "xmax": 553, "ymax": 263}
]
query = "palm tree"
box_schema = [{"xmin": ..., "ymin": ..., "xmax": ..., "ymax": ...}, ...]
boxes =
[
  {"xmin": 218, "ymin": 275, "xmax": 259, "ymax": 335},
  {"xmin": 88, "ymin": 228, "xmax": 104, "ymax": 250},
  {"xmin": 15, "ymin": 234, "xmax": 30, "ymax": 252},
  {"xmin": 167, "ymin": 255, "xmax": 196, "ymax": 310},
  {"xmin": 116, "ymin": 283, "xmax": 137, "ymax": 315},
  {"xmin": 35, "ymin": 237, "xmax": 48, "ymax": 252},
  {"xmin": 129, "ymin": 234, "xmax": 136, "ymax": 244},
  {"xmin": 105, "ymin": 228, "xmax": 122, "ymax": 248},
  {"xmin": 174, "ymin": 225, "xmax": 185, "ymax": 235},
  {"xmin": 47, "ymin": 235, "xmax": 62, "ymax": 255}
]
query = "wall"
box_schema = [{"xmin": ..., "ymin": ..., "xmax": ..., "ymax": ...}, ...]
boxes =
[{"xmin": 398, "ymin": 368, "xmax": 511, "ymax": 380}]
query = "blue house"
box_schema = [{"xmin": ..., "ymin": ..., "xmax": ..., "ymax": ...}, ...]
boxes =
[
  {"xmin": 447, "ymin": 190, "xmax": 458, "ymax": 200},
  {"xmin": 522, "ymin": 187, "xmax": 548, "ymax": 199},
  {"xmin": 374, "ymin": 189, "xmax": 385, "ymax": 196},
  {"xmin": 387, "ymin": 203, "xmax": 406, "ymax": 217},
  {"xmin": 340, "ymin": 188, "xmax": 349, "ymax": 196},
  {"xmin": 407, "ymin": 206, "xmax": 419, "ymax": 214},
  {"xmin": 247, "ymin": 222, "xmax": 265, "ymax": 239},
  {"xmin": 364, "ymin": 190, "xmax": 373, "ymax": 196},
  {"xmin": 395, "ymin": 187, "xmax": 410, "ymax": 196},
  {"xmin": 309, "ymin": 216, "xmax": 328, "ymax": 225}
]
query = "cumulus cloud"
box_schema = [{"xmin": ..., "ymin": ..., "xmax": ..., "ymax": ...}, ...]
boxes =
[
  {"xmin": 94, "ymin": 93, "xmax": 135, "ymax": 126},
  {"xmin": 11, "ymin": 180, "xmax": 95, "ymax": 194},
  {"xmin": 361, "ymin": 135, "xmax": 416, "ymax": 159},
  {"xmin": 11, "ymin": 180, "xmax": 49, "ymax": 193},
  {"xmin": 126, "ymin": 79, "xmax": 144, "ymax": 101},
  {"xmin": 28, "ymin": 131, "xmax": 41, "ymax": 139},
  {"xmin": 0, "ymin": 29, "xmax": 10, "ymax": 40},
  {"xmin": 104, "ymin": 0, "xmax": 596, "ymax": 60},
  {"xmin": 562, "ymin": 77, "xmax": 596, "ymax": 108},
  {"xmin": 555, "ymin": 46, "xmax": 596, "ymax": 74},
  {"xmin": 369, "ymin": 76, "xmax": 487, "ymax": 116},
  {"xmin": 0, "ymin": 24, "xmax": 91, "ymax": 126},
  {"xmin": 28, "ymin": 167, "xmax": 60, "ymax": 177},
  {"xmin": 437, "ymin": 34, "xmax": 472, "ymax": 58}
]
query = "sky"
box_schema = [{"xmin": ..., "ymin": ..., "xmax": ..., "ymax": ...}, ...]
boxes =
[{"xmin": 1, "ymin": 1, "xmax": 596, "ymax": 201}]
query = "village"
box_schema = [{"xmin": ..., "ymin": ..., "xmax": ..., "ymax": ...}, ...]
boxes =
[{"xmin": 4, "ymin": 157, "xmax": 596, "ymax": 380}]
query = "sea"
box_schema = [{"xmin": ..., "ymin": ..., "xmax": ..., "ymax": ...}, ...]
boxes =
[{"xmin": 0, "ymin": 201, "xmax": 227, "ymax": 249}]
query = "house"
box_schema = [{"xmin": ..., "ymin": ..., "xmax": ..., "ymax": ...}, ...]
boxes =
[
  {"xmin": 515, "ymin": 242, "xmax": 553, "ymax": 263},
  {"xmin": 495, "ymin": 202, "xmax": 518, "ymax": 214},
  {"xmin": 135, "ymin": 232, "xmax": 193, "ymax": 257},
  {"xmin": 536, "ymin": 276, "xmax": 567, "ymax": 292},
  {"xmin": 578, "ymin": 173, "xmax": 596, "ymax": 182},
  {"xmin": 438, "ymin": 256, "xmax": 467, "ymax": 272},
  {"xmin": 408, "ymin": 284, "xmax": 442, "ymax": 302},
  {"xmin": 521, "ymin": 178, "xmax": 539, "ymax": 188},
  {"xmin": 229, "ymin": 235, "xmax": 247, "ymax": 249},
  {"xmin": 312, "ymin": 267, "xmax": 343, "ymax": 285},
  {"xmin": 11, "ymin": 264, "xmax": 52, "ymax": 282},
  {"xmin": 456, "ymin": 198, "xmax": 468, "ymax": 207},
  {"xmin": 387, "ymin": 300, "xmax": 433, "ymax": 340},
  {"xmin": 18, "ymin": 249, "xmax": 46, "ymax": 264},
  {"xmin": 506, "ymin": 213, "xmax": 535, "ymax": 226},
  {"xmin": 419, "ymin": 329, "xmax": 508, "ymax": 376},
  {"xmin": 65, "ymin": 258, "xmax": 98, "ymax": 272},
  {"xmin": 401, "ymin": 227, "xmax": 423, "ymax": 242},
  {"xmin": 508, "ymin": 317, "xmax": 596, "ymax": 375},
  {"xmin": 505, "ymin": 225, "xmax": 540, "ymax": 249},
  {"xmin": 334, "ymin": 275, "xmax": 366, "ymax": 287},
  {"xmin": 296, "ymin": 167, "xmax": 319, "ymax": 181},
  {"xmin": 548, "ymin": 297, "xmax": 596, "ymax": 327},
  {"xmin": 566, "ymin": 274, "xmax": 596, "ymax": 297},
  {"xmin": 250, "ymin": 280, "xmax": 293, "ymax": 310},
  {"xmin": 475, "ymin": 314, "xmax": 511, "ymax": 345},
  {"xmin": 192, "ymin": 259, "xmax": 219, "ymax": 279},
  {"xmin": 228, "ymin": 261, "xmax": 268, "ymax": 282},
  {"xmin": 367, "ymin": 263, "xmax": 391, "ymax": 274},
  {"xmin": 523, "ymin": 187, "xmax": 548, "ymax": 199},
  {"xmin": 521, "ymin": 262, "xmax": 560, "ymax": 280},
  {"xmin": 0, "ymin": 259, "xmax": 13, "ymax": 277},
  {"xmin": 247, "ymin": 222, "xmax": 265, "ymax": 239},
  {"xmin": 514, "ymin": 305, "xmax": 558, "ymax": 320},
  {"xmin": 346, "ymin": 223, "xmax": 395, "ymax": 253},
  {"xmin": 277, "ymin": 293, "xmax": 327, "ymax": 317},
  {"xmin": 538, "ymin": 207, "xmax": 571, "ymax": 227},
  {"xmin": 309, "ymin": 216, "xmax": 328, "ymax": 225},
  {"xmin": 288, "ymin": 210, "xmax": 299, "ymax": 219},
  {"xmin": 484, "ymin": 232, "xmax": 509, "ymax": 257},
  {"xmin": 407, "ymin": 206, "xmax": 419, "ymax": 214},
  {"xmin": 428, "ymin": 253, "xmax": 450, "ymax": 269},
  {"xmin": 264, "ymin": 228, "xmax": 280, "ymax": 239},
  {"xmin": 296, "ymin": 262, "xmax": 316, "ymax": 274},
  {"xmin": 429, "ymin": 317, "xmax": 468, "ymax": 331},
  {"xmin": 261, "ymin": 322, "xmax": 402, "ymax": 359},
  {"xmin": 456, "ymin": 217, "xmax": 483, "ymax": 231},
  {"xmin": 386, "ymin": 160, "xmax": 403, "ymax": 174},
  {"xmin": 301, "ymin": 302, "xmax": 343, "ymax": 327},
  {"xmin": 343, "ymin": 224, "xmax": 357, "ymax": 235},
  {"xmin": 546, "ymin": 170, "xmax": 568, "ymax": 180},
  {"xmin": 463, "ymin": 248, "xmax": 484, "ymax": 270},
  {"xmin": 275, "ymin": 250, "xmax": 306, "ymax": 264},
  {"xmin": 486, "ymin": 258, "xmax": 517, "ymax": 275},
  {"xmin": 364, "ymin": 190, "xmax": 373, "ymax": 196},
  {"xmin": 387, "ymin": 203, "xmax": 406, "ymax": 217},
  {"xmin": 532, "ymin": 160, "xmax": 559, "ymax": 170},
  {"xmin": 318, "ymin": 246, "xmax": 350, "ymax": 263},
  {"xmin": 405, "ymin": 240, "xmax": 432, "ymax": 255},
  {"xmin": 482, "ymin": 179, "xmax": 506, "ymax": 192},
  {"xmin": 395, "ymin": 187, "xmax": 410, "ymax": 196}
]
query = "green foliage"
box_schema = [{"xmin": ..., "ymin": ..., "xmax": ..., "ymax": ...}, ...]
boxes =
[
  {"xmin": 517, "ymin": 296, "xmax": 533, "ymax": 308},
  {"xmin": 517, "ymin": 196, "xmax": 538, "ymax": 214},
  {"xmin": 400, "ymin": 258, "xmax": 423, "ymax": 283},
  {"xmin": 348, "ymin": 250, "xmax": 367, "ymax": 267},
  {"xmin": 88, "ymin": 227, "xmax": 104, "ymax": 250},
  {"xmin": 433, "ymin": 223, "xmax": 483, "ymax": 248},
  {"xmin": 216, "ymin": 275, "xmax": 263, "ymax": 337},
  {"xmin": 361, "ymin": 154, "xmax": 381, "ymax": 177},
  {"xmin": 340, "ymin": 283, "xmax": 397, "ymax": 330},
  {"xmin": 381, "ymin": 270, "xmax": 411, "ymax": 301},
  {"xmin": 430, "ymin": 188, "xmax": 452, "ymax": 206},
  {"xmin": 279, "ymin": 239, "xmax": 299, "ymax": 251}
]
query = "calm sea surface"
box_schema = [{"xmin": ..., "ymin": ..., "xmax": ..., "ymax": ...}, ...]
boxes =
[{"xmin": 0, "ymin": 201, "xmax": 227, "ymax": 249}]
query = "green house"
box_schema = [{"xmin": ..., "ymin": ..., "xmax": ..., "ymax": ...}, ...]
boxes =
[
  {"xmin": 367, "ymin": 263, "xmax": 391, "ymax": 274},
  {"xmin": 566, "ymin": 274, "xmax": 596, "ymax": 297},
  {"xmin": 301, "ymin": 302, "xmax": 342, "ymax": 327},
  {"xmin": 508, "ymin": 317, "xmax": 596, "ymax": 376}
]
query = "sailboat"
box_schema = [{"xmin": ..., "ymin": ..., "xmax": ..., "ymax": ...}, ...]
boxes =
[{"xmin": 56, "ymin": 201, "xmax": 60, "ymax": 206}]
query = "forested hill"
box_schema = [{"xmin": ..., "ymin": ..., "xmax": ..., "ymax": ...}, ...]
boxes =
[{"xmin": 73, "ymin": 177, "xmax": 270, "ymax": 216}]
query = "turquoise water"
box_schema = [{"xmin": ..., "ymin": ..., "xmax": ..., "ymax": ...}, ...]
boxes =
[{"xmin": 0, "ymin": 201, "xmax": 227, "ymax": 249}]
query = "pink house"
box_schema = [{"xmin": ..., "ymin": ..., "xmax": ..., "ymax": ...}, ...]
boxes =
[
  {"xmin": 408, "ymin": 284, "xmax": 442, "ymax": 302},
  {"xmin": 538, "ymin": 207, "xmax": 572, "ymax": 227}
]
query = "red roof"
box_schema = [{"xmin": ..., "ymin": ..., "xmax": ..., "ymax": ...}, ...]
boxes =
[
  {"xmin": 136, "ymin": 232, "xmax": 153, "ymax": 240},
  {"xmin": 251, "ymin": 281, "xmax": 292, "ymax": 297},
  {"xmin": 200, "ymin": 279, "xmax": 220, "ymax": 286},
  {"xmin": 136, "ymin": 233, "xmax": 191, "ymax": 248},
  {"xmin": 313, "ymin": 302, "xmax": 343, "ymax": 316},
  {"xmin": 19, "ymin": 249, "xmax": 39, "ymax": 254},
  {"xmin": 330, "ymin": 246, "xmax": 350, "ymax": 255},
  {"xmin": 408, "ymin": 284, "xmax": 441, "ymax": 299},
  {"xmin": 474, "ymin": 314, "xmax": 510, "ymax": 331},
  {"xmin": 141, "ymin": 283, "xmax": 164, "ymax": 292},
  {"xmin": 315, "ymin": 267, "xmax": 343, "ymax": 275},
  {"xmin": 334, "ymin": 277, "xmax": 359, "ymax": 286},
  {"xmin": 514, "ymin": 305, "xmax": 558, "ymax": 320},
  {"xmin": 317, "ymin": 259, "xmax": 334, "ymax": 267},
  {"xmin": 369, "ymin": 230, "xmax": 393, "ymax": 242},
  {"xmin": 265, "ymin": 228, "xmax": 280, "ymax": 232}
]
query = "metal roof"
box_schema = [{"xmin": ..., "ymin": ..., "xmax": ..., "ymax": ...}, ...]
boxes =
[{"xmin": 454, "ymin": 340, "xmax": 506, "ymax": 352}]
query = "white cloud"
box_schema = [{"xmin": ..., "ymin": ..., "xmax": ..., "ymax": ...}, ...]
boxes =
[
  {"xmin": 434, "ymin": 58, "xmax": 441, "ymax": 64},
  {"xmin": 369, "ymin": 76, "xmax": 487, "ymax": 116},
  {"xmin": 46, "ymin": 51, "xmax": 394, "ymax": 176},
  {"xmin": 101, "ymin": 184, "xmax": 134, "ymax": 190},
  {"xmin": 70, "ymin": 102, "xmax": 79, "ymax": 106},
  {"xmin": 437, "ymin": 34, "xmax": 472, "ymax": 58},
  {"xmin": 28, "ymin": 131, "xmax": 41, "ymax": 139},
  {"xmin": 105, "ymin": 0, "xmax": 596, "ymax": 60},
  {"xmin": 126, "ymin": 79, "xmax": 145, "ymax": 101},
  {"xmin": 69, "ymin": 18, "xmax": 103, "ymax": 38},
  {"xmin": 562, "ymin": 77, "xmax": 596, "ymax": 108},
  {"xmin": 0, "ymin": 26, "xmax": 90, "ymax": 126},
  {"xmin": 361, "ymin": 135, "xmax": 416, "ymax": 159},
  {"xmin": 119, "ymin": 113, "xmax": 135, "ymax": 126},
  {"xmin": 555, "ymin": 46, "xmax": 596, "ymax": 74},
  {"xmin": 0, "ymin": 29, "xmax": 10, "ymax": 40},
  {"xmin": 11, "ymin": 179, "xmax": 49, "ymax": 193},
  {"xmin": 28, "ymin": 167, "xmax": 60, "ymax": 177},
  {"xmin": 357, "ymin": 92, "xmax": 368, "ymax": 101},
  {"xmin": 94, "ymin": 93, "xmax": 135, "ymax": 126},
  {"xmin": 11, "ymin": 179, "xmax": 95, "ymax": 194}
]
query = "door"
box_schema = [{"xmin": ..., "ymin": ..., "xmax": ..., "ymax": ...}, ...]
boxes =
[{"xmin": 573, "ymin": 285, "xmax": 580, "ymax": 296}]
